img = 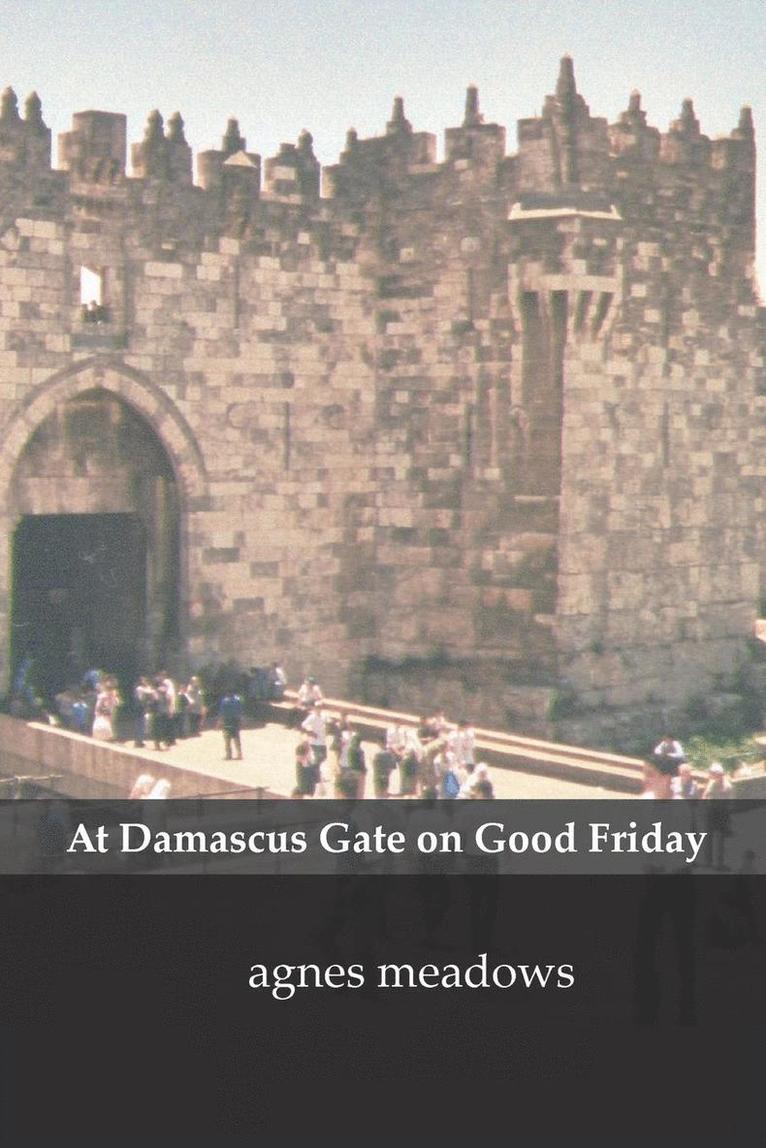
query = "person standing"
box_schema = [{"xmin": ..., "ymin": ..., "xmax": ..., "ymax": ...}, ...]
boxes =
[
  {"xmin": 329, "ymin": 712, "xmax": 352, "ymax": 775},
  {"xmin": 181, "ymin": 675, "xmax": 206, "ymax": 737},
  {"xmin": 301, "ymin": 701, "xmax": 329, "ymax": 778},
  {"xmin": 459, "ymin": 762, "xmax": 493, "ymax": 799},
  {"xmin": 347, "ymin": 731, "xmax": 367, "ymax": 799},
  {"xmin": 160, "ymin": 672, "xmax": 179, "ymax": 745},
  {"xmin": 268, "ymin": 661, "xmax": 287, "ymax": 701},
  {"xmin": 153, "ymin": 676, "xmax": 173, "ymax": 749},
  {"xmin": 219, "ymin": 689, "xmax": 243, "ymax": 761},
  {"xmin": 385, "ymin": 722, "xmax": 407, "ymax": 757},
  {"xmin": 92, "ymin": 678, "xmax": 120, "ymax": 742},
  {"xmin": 653, "ymin": 733, "xmax": 685, "ymax": 780},
  {"xmin": 450, "ymin": 718, "xmax": 476, "ymax": 776},
  {"xmin": 399, "ymin": 737, "xmax": 421, "ymax": 798},
  {"xmin": 133, "ymin": 676, "xmax": 156, "ymax": 748},
  {"xmin": 295, "ymin": 732, "xmax": 318, "ymax": 796},
  {"xmin": 295, "ymin": 677, "xmax": 323, "ymax": 726},
  {"xmin": 372, "ymin": 736, "xmax": 397, "ymax": 799},
  {"xmin": 702, "ymin": 762, "xmax": 732, "ymax": 799}
]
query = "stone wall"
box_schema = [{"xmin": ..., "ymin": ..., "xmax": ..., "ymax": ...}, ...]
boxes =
[{"xmin": 0, "ymin": 61, "xmax": 763, "ymax": 744}]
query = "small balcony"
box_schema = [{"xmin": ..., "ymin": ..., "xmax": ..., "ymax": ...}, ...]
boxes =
[{"xmin": 72, "ymin": 305, "xmax": 127, "ymax": 350}]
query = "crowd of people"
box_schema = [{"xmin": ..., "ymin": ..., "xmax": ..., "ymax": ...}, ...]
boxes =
[
  {"xmin": 291, "ymin": 676, "xmax": 495, "ymax": 800},
  {"xmin": 52, "ymin": 669, "xmax": 208, "ymax": 750},
  {"xmin": 643, "ymin": 732, "xmax": 734, "ymax": 800},
  {"xmin": 13, "ymin": 653, "xmax": 747, "ymax": 804},
  {"xmin": 14, "ymin": 657, "xmax": 290, "ymax": 747}
]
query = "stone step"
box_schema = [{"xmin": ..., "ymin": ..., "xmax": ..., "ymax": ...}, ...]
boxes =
[{"xmin": 279, "ymin": 690, "xmax": 652, "ymax": 792}]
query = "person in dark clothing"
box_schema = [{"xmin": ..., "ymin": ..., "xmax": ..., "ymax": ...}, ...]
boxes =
[
  {"xmin": 219, "ymin": 690, "xmax": 243, "ymax": 760},
  {"xmin": 295, "ymin": 732, "xmax": 317, "ymax": 796},
  {"xmin": 347, "ymin": 732, "xmax": 367, "ymax": 799},
  {"xmin": 399, "ymin": 746, "xmax": 420, "ymax": 797},
  {"xmin": 372, "ymin": 736, "xmax": 396, "ymax": 799}
]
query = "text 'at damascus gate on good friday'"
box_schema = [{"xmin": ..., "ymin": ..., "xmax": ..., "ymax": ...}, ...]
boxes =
[{"xmin": 65, "ymin": 818, "xmax": 708, "ymax": 864}]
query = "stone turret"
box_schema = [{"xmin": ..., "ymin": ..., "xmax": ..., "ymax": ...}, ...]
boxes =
[
  {"xmin": 222, "ymin": 117, "xmax": 246, "ymax": 157},
  {"xmin": 323, "ymin": 95, "xmax": 436, "ymax": 200},
  {"xmin": 58, "ymin": 110, "xmax": 127, "ymax": 183},
  {"xmin": 735, "ymin": 104, "xmax": 754, "ymax": 143},
  {"xmin": 661, "ymin": 98, "xmax": 710, "ymax": 164},
  {"xmin": 131, "ymin": 109, "xmax": 166, "ymax": 178},
  {"xmin": 0, "ymin": 87, "xmax": 51, "ymax": 170},
  {"xmin": 165, "ymin": 112, "xmax": 193, "ymax": 183},
  {"xmin": 609, "ymin": 90, "xmax": 661, "ymax": 162},
  {"xmin": 444, "ymin": 85, "xmax": 506, "ymax": 168},
  {"xmin": 386, "ymin": 96, "xmax": 412, "ymax": 136},
  {"xmin": 197, "ymin": 117, "xmax": 261, "ymax": 205},
  {"xmin": 131, "ymin": 109, "xmax": 193, "ymax": 184},
  {"xmin": 517, "ymin": 56, "xmax": 611, "ymax": 196},
  {"xmin": 263, "ymin": 130, "xmax": 320, "ymax": 203}
]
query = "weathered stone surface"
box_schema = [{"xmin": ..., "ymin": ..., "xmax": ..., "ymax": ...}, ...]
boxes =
[{"xmin": 0, "ymin": 60, "xmax": 762, "ymax": 742}]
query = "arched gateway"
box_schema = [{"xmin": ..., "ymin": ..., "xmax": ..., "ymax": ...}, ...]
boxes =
[{"xmin": 0, "ymin": 362, "xmax": 207, "ymax": 700}]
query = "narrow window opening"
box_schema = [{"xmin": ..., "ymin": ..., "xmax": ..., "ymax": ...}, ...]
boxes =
[{"xmin": 80, "ymin": 267, "xmax": 109, "ymax": 323}]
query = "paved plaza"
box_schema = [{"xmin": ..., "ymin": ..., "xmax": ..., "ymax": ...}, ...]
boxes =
[{"xmin": 121, "ymin": 718, "xmax": 625, "ymax": 800}]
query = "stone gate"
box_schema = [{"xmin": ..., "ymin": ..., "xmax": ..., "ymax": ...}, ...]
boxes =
[{"xmin": 0, "ymin": 60, "xmax": 764, "ymax": 743}]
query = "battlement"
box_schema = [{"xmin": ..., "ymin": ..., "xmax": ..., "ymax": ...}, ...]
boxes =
[
  {"xmin": 0, "ymin": 57, "xmax": 752, "ymax": 222},
  {"xmin": 59, "ymin": 110, "xmax": 127, "ymax": 183},
  {"xmin": 0, "ymin": 86, "xmax": 51, "ymax": 170}
]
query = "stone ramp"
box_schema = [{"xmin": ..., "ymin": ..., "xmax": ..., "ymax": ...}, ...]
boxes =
[
  {"xmin": 277, "ymin": 692, "xmax": 708, "ymax": 793},
  {"xmin": 0, "ymin": 712, "xmax": 626, "ymax": 800}
]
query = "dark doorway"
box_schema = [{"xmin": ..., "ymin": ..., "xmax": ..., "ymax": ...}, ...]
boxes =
[{"xmin": 11, "ymin": 513, "xmax": 147, "ymax": 700}]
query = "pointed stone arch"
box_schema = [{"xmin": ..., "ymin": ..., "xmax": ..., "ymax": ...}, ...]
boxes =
[
  {"xmin": 0, "ymin": 358, "xmax": 208, "ymax": 509},
  {"xmin": 0, "ymin": 359, "xmax": 209, "ymax": 693}
]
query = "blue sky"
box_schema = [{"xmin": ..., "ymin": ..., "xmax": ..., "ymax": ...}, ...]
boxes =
[{"xmin": 2, "ymin": 1, "xmax": 765, "ymax": 274}]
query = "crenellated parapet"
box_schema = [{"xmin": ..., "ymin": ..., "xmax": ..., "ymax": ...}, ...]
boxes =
[
  {"xmin": 0, "ymin": 87, "xmax": 51, "ymax": 171},
  {"xmin": 608, "ymin": 90, "xmax": 661, "ymax": 163},
  {"xmin": 516, "ymin": 56, "xmax": 611, "ymax": 196},
  {"xmin": 58, "ymin": 109, "xmax": 127, "ymax": 185},
  {"xmin": 323, "ymin": 96, "xmax": 437, "ymax": 200},
  {"xmin": 0, "ymin": 58, "xmax": 755, "ymax": 274},
  {"xmin": 131, "ymin": 109, "xmax": 193, "ymax": 184},
  {"xmin": 197, "ymin": 117, "xmax": 261, "ymax": 225},
  {"xmin": 263, "ymin": 130, "xmax": 319, "ymax": 203},
  {"xmin": 198, "ymin": 118, "xmax": 259, "ymax": 191},
  {"xmin": 444, "ymin": 85, "xmax": 506, "ymax": 170}
]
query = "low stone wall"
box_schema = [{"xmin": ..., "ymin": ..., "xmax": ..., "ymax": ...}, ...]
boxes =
[{"xmin": 0, "ymin": 715, "xmax": 266, "ymax": 799}]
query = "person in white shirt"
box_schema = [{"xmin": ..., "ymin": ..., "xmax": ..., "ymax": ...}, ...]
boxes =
[
  {"xmin": 458, "ymin": 762, "xmax": 492, "ymax": 799},
  {"xmin": 449, "ymin": 719, "xmax": 476, "ymax": 774},
  {"xmin": 269, "ymin": 662, "xmax": 287, "ymax": 700},
  {"xmin": 295, "ymin": 676, "xmax": 322, "ymax": 726},
  {"xmin": 386, "ymin": 722, "xmax": 407, "ymax": 756},
  {"xmin": 301, "ymin": 701, "xmax": 328, "ymax": 773},
  {"xmin": 160, "ymin": 672, "xmax": 179, "ymax": 745}
]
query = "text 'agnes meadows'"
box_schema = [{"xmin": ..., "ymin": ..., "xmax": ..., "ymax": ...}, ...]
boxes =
[{"xmin": 248, "ymin": 954, "xmax": 576, "ymax": 1000}]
